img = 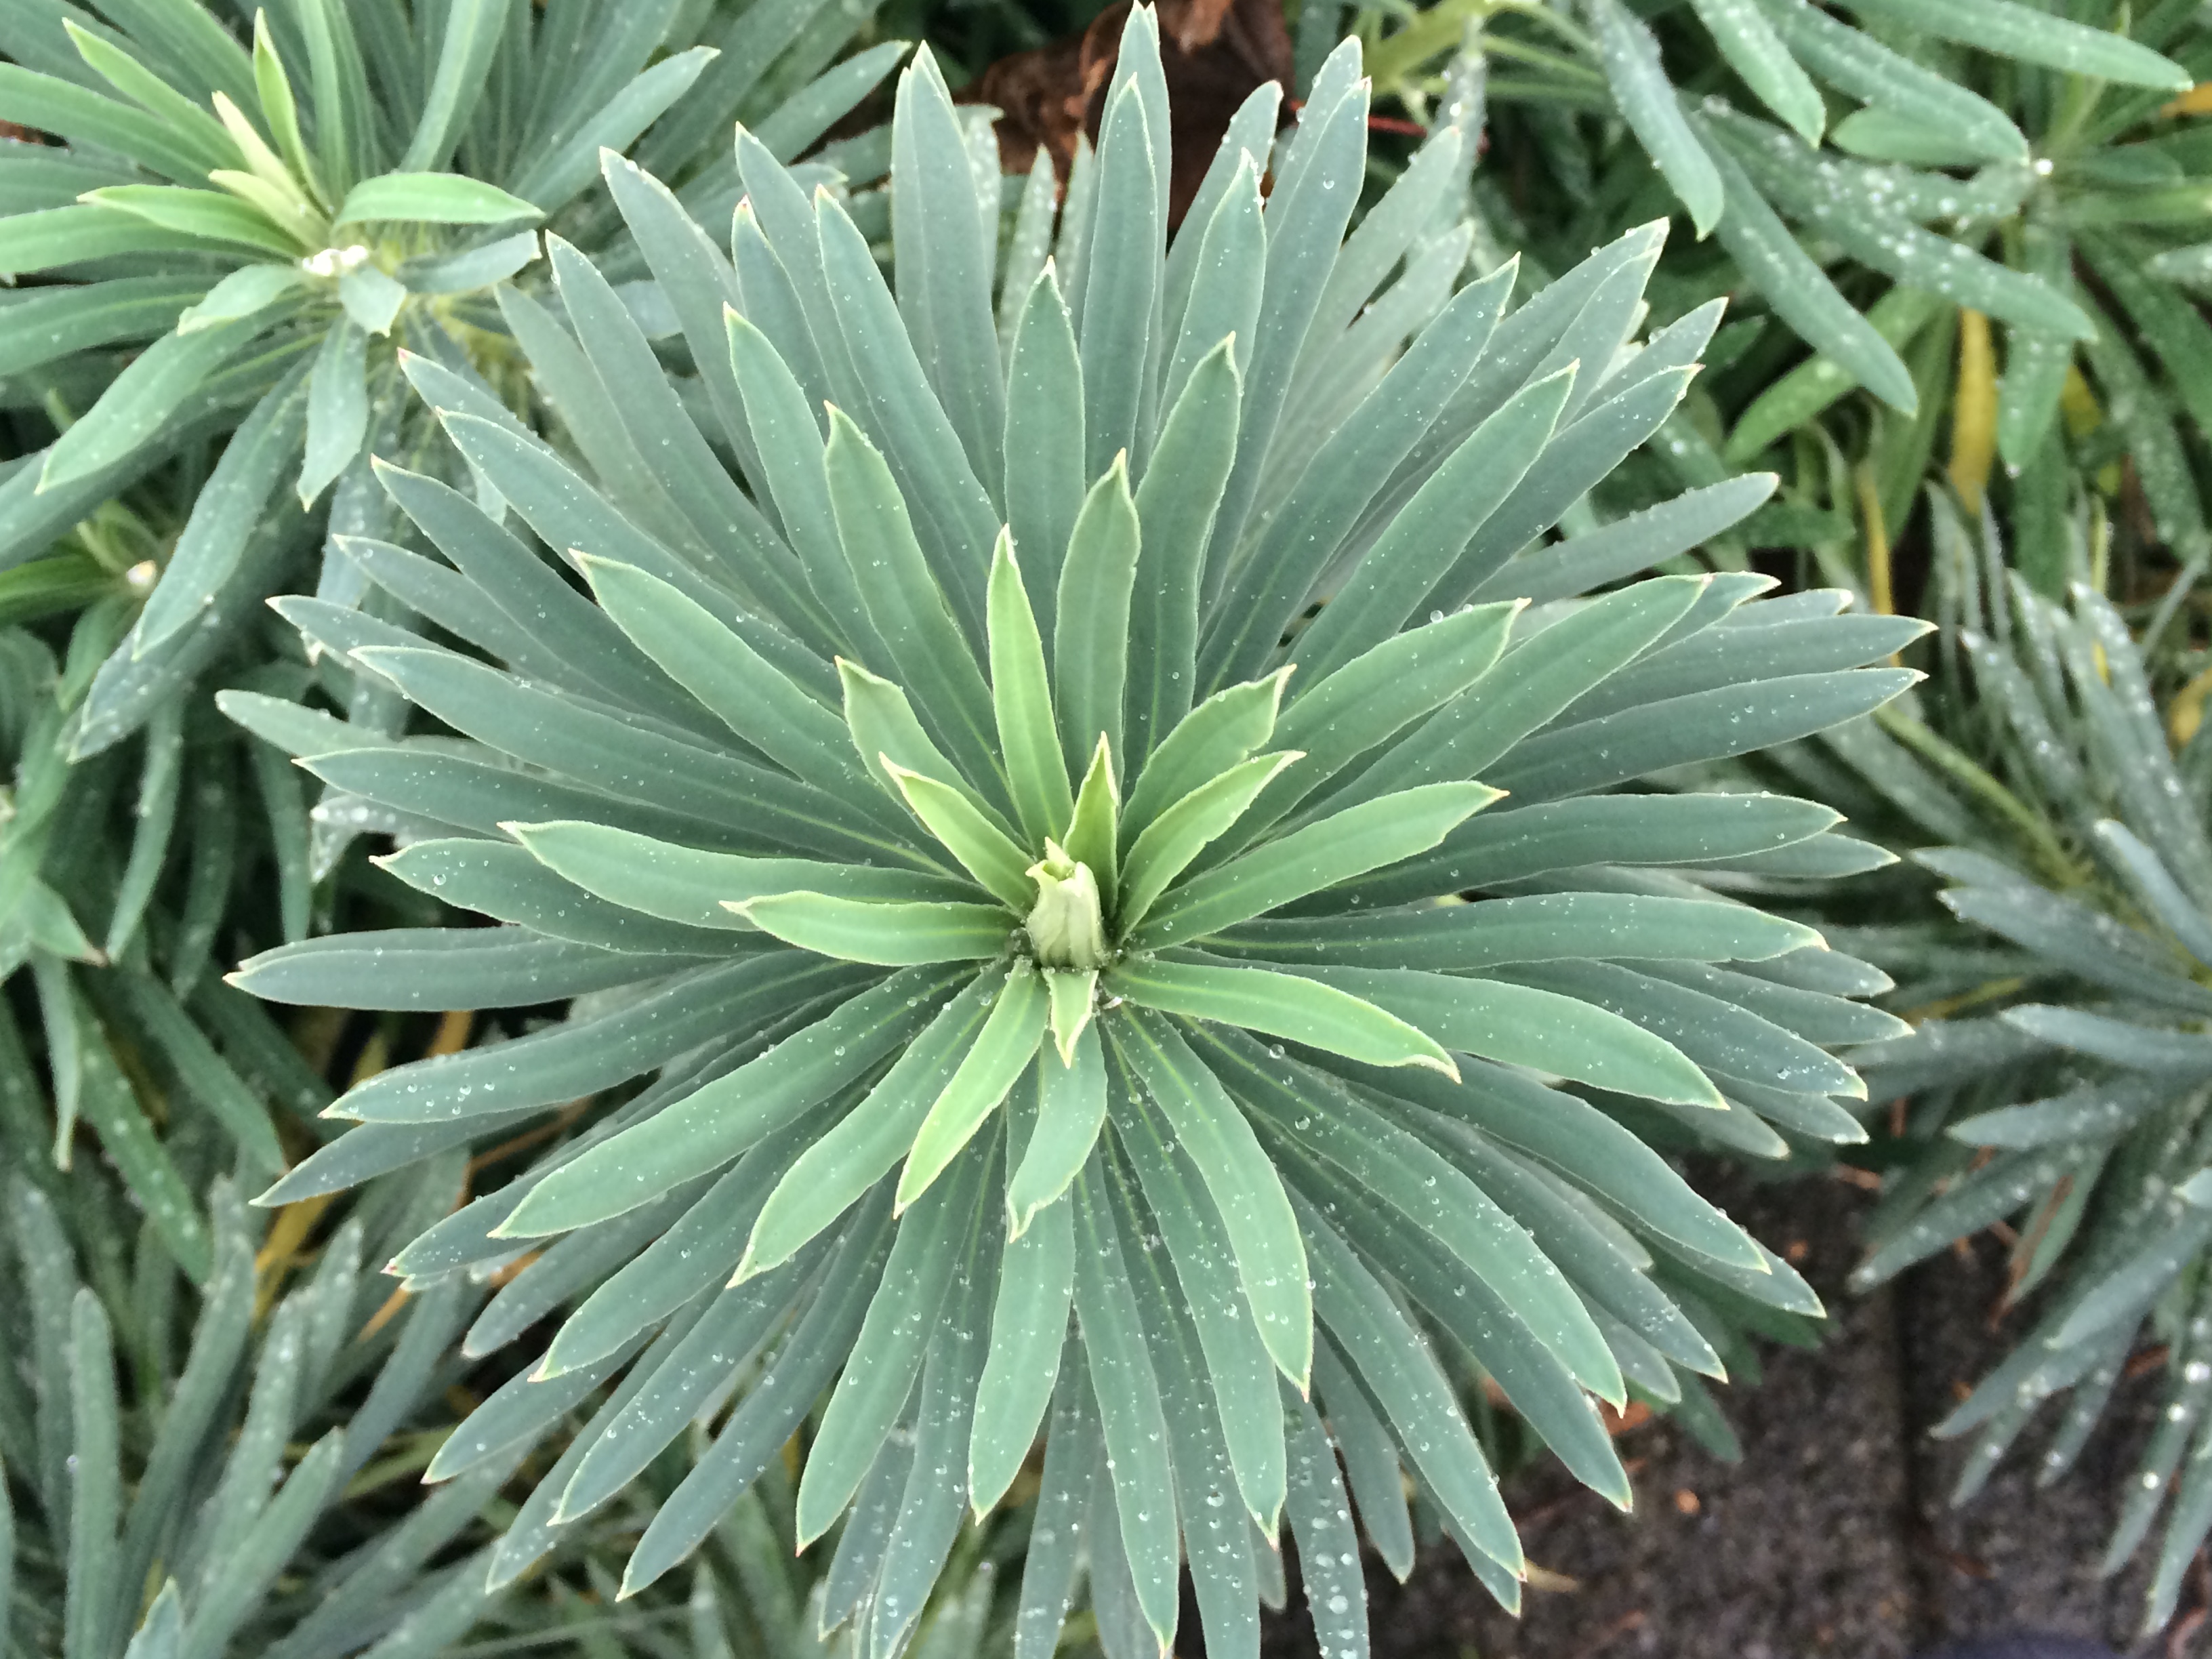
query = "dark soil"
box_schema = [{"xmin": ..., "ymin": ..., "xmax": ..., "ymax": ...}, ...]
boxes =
[{"xmin": 1258, "ymin": 1168, "xmax": 2177, "ymax": 1659}]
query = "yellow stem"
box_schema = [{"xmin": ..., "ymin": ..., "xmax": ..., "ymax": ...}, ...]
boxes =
[{"xmin": 1949, "ymin": 308, "xmax": 1996, "ymax": 513}]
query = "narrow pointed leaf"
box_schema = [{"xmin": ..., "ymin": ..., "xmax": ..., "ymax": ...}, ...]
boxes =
[
  {"xmin": 1008, "ymin": 1021, "xmax": 1109, "ymax": 1233},
  {"xmin": 737, "ymin": 893, "xmax": 1012, "ymax": 965},
  {"xmin": 901, "ymin": 963, "xmax": 1048, "ymax": 1207}
]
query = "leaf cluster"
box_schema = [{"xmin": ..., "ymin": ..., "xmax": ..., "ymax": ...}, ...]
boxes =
[{"xmin": 211, "ymin": 20, "xmax": 1923, "ymax": 1658}]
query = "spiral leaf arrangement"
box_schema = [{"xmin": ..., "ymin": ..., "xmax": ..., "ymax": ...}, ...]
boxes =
[{"xmin": 229, "ymin": 16, "xmax": 1921, "ymax": 1656}]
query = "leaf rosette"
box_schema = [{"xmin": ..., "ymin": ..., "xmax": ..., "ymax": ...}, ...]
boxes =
[{"xmin": 232, "ymin": 17, "xmax": 1923, "ymax": 1656}]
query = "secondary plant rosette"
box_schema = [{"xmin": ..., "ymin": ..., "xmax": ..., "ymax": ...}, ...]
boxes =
[
  {"xmin": 0, "ymin": 0, "xmax": 910, "ymax": 758},
  {"xmin": 1826, "ymin": 537, "xmax": 2212, "ymax": 1635},
  {"xmin": 230, "ymin": 17, "xmax": 1923, "ymax": 1656}
]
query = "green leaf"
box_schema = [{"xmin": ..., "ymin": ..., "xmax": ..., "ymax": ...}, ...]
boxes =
[
  {"xmin": 546, "ymin": 234, "xmax": 836, "ymax": 651},
  {"xmin": 1063, "ymin": 735, "xmax": 1121, "ymax": 909},
  {"xmin": 136, "ymin": 367, "xmax": 310, "ymax": 652},
  {"xmin": 1206, "ymin": 268, "xmax": 1517, "ymax": 693},
  {"xmin": 1122, "ymin": 671, "xmax": 1287, "ymax": 840},
  {"xmin": 353, "ymin": 644, "xmax": 888, "ymax": 864},
  {"xmin": 1079, "ymin": 83, "xmax": 1161, "ymax": 476},
  {"xmin": 1755, "ymin": 0, "xmax": 2027, "ymax": 163},
  {"xmin": 337, "ymin": 262, "xmax": 405, "ymax": 333},
  {"xmin": 1834, "ymin": 0, "xmax": 2189, "ymax": 87},
  {"xmin": 887, "ymin": 762, "xmax": 1036, "ymax": 909},
  {"xmin": 251, "ymin": 14, "xmax": 325, "ymax": 209},
  {"xmin": 579, "ymin": 556, "xmax": 895, "ymax": 828},
  {"xmin": 230, "ymin": 927, "xmax": 649, "ymax": 1012},
  {"xmin": 1285, "ymin": 964, "xmax": 1724, "ymax": 1109},
  {"xmin": 0, "ymin": 204, "xmax": 224, "ymax": 276},
  {"xmin": 1707, "ymin": 114, "xmax": 2091, "ymax": 342},
  {"xmin": 2001, "ymin": 1006, "xmax": 2212, "ymax": 1073},
  {"xmin": 1135, "ymin": 782, "xmax": 1498, "ymax": 949},
  {"xmin": 1111, "ymin": 955, "xmax": 1458, "ymax": 1076},
  {"xmin": 1127, "ymin": 337, "xmax": 1244, "ymax": 764},
  {"xmin": 1105, "ymin": 1141, "xmax": 1263, "ymax": 1659},
  {"xmin": 1117, "ymin": 751, "xmax": 1298, "ymax": 930},
  {"xmin": 287, "ymin": 0, "xmax": 375, "ymax": 193},
  {"xmin": 178, "ymin": 264, "xmax": 306, "ymax": 332},
  {"xmin": 509, "ymin": 819, "xmax": 962, "ymax": 929},
  {"xmin": 891, "ymin": 49, "xmax": 1005, "ymax": 499},
  {"xmin": 1011, "ymin": 1357, "xmax": 1097, "ymax": 1658},
  {"xmin": 1111, "ymin": 1009, "xmax": 1311, "ymax": 1386},
  {"xmin": 1008, "ymin": 1021, "xmax": 1108, "ymax": 1233},
  {"xmin": 724, "ymin": 310, "xmax": 881, "ymax": 660},
  {"xmin": 1946, "ymin": 884, "xmax": 2212, "ymax": 1015},
  {"xmin": 1045, "ymin": 967, "xmax": 1098, "ymax": 1067},
  {"xmin": 1689, "ymin": 0, "xmax": 1824, "ymax": 144},
  {"xmin": 98, "ymin": 970, "xmax": 283, "ymax": 1176},
  {"xmin": 1110, "ymin": 1062, "xmax": 1287, "ymax": 1530},
  {"xmin": 1448, "ymin": 377, "xmax": 1711, "ymax": 611},
  {"xmin": 813, "ymin": 188, "xmax": 1004, "ymax": 630},
  {"xmin": 1297, "ymin": 1137, "xmax": 1631, "ymax": 1507},
  {"xmin": 1593, "ymin": 0, "xmax": 1723, "ymax": 235},
  {"xmin": 1287, "ymin": 369, "xmax": 1571, "ymax": 684},
  {"xmin": 333, "ymin": 173, "xmax": 540, "ymax": 226},
  {"xmin": 797, "ymin": 1143, "xmax": 986, "ymax": 1544},
  {"xmin": 1002, "ymin": 264, "xmax": 1087, "ymax": 642},
  {"xmin": 298, "ymin": 319, "xmax": 367, "ymax": 506},
  {"xmin": 203, "ymin": 114, "xmax": 323, "ymax": 258},
  {"xmin": 1283, "ymin": 1390, "xmax": 1366, "ymax": 1653},
  {"xmin": 0, "ymin": 65, "xmax": 223, "ymax": 184},
  {"xmin": 556, "ymin": 1263, "xmax": 813, "ymax": 1524},
  {"xmin": 739, "ymin": 970, "xmax": 1002, "ymax": 1277},
  {"xmin": 64, "ymin": 20, "xmax": 244, "ymax": 180},
  {"xmin": 825, "ymin": 408, "xmax": 1005, "ymax": 798},
  {"xmin": 1726, "ymin": 287, "xmax": 1944, "ymax": 462},
  {"xmin": 0, "ymin": 276, "xmax": 199, "ymax": 377},
  {"xmin": 1701, "ymin": 134, "xmax": 1915, "ymax": 413},
  {"xmin": 1343, "ymin": 790, "xmax": 1841, "ymax": 909},
  {"xmin": 396, "ymin": 230, "xmax": 539, "ymax": 297},
  {"xmin": 1296, "ymin": 1193, "xmax": 1521, "ymax": 1576},
  {"xmin": 83, "ymin": 185, "xmax": 298, "ymax": 256},
  {"xmin": 736, "ymin": 893, "xmax": 1011, "ymax": 965},
  {"xmin": 1219, "ymin": 892, "xmax": 1820, "ymax": 970},
  {"xmin": 970, "ymin": 1189, "xmax": 1074, "ymax": 1513},
  {"xmin": 1055, "ymin": 456, "xmax": 1142, "ymax": 775},
  {"xmin": 620, "ymin": 1198, "xmax": 893, "ymax": 1595},
  {"xmin": 1265, "ymin": 602, "xmax": 1521, "ymax": 823},
  {"xmin": 1486, "ymin": 667, "xmax": 1921, "ymax": 803},
  {"xmin": 1216, "ymin": 1031, "xmax": 1627, "ymax": 1402},
  {"xmin": 1158, "ymin": 152, "xmax": 1263, "ymax": 428},
  {"xmin": 332, "ymin": 957, "xmax": 815, "ymax": 1125},
  {"xmin": 1199, "ymin": 70, "xmax": 1366, "ymax": 593},
  {"xmin": 1502, "ymin": 476, "xmax": 1776, "ymax": 606},
  {"xmin": 510, "ymin": 47, "xmax": 718, "ymax": 216},
  {"xmin": 398, "ymin": 0, "xmax": 503, "ymax": 171},
  {"xmin": 1069, "ymin": 1156, "xmax": 1181, "ymax": 1647},
  {"xmin": 64, "ymin": 1292, "xmax": 121, "ymax": 1659},
  {"xmin": 749, "ymin": 43, "xmax": 912, "ymax": 166},
  {"xmin": 990, "ymin": 529, "xmax": 1077, "ymax": 847},
  {"xmin": 39, "ymin": 319, "xmax": 258, "ymax": 488},
  {"xmin": 374, "ymin": 839, "xmax": 735, "ymax": 956},
  {"xmin": 537, "ymin": 1128, "xmax": 808, "ymax": 1376},
  {"xmin": 900, "ymin": 962, "xmax": 1048, "ymax": 1207},
  {"xmin": 840, "ymin": 657, "xmax": 972, "ymax": 817},
  {"xmin": 74, "ymin": 1002, "xmax": 211, "ymax": 1282},
  {"xmin": 2092, "ymin": 821, "xmax": 2212, "ymax": 971},
  {"xmin": 505, "ymin": 968, "xmax": 961, "ymax": 1236}
]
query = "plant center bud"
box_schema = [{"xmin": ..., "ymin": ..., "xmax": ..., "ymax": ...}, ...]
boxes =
[{"xmin": 1025, "ymin": 842, "xmax": 1108, "ymax": 971}]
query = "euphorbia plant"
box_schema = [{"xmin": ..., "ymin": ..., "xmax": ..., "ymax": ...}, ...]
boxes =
[
  {"xmin": 0, "ymin": 0, "xmax": 909, "ymax": 751},
  {"xmin": 229, "ymin": 16, "xmax": 1921, "ymax": 1655}
]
